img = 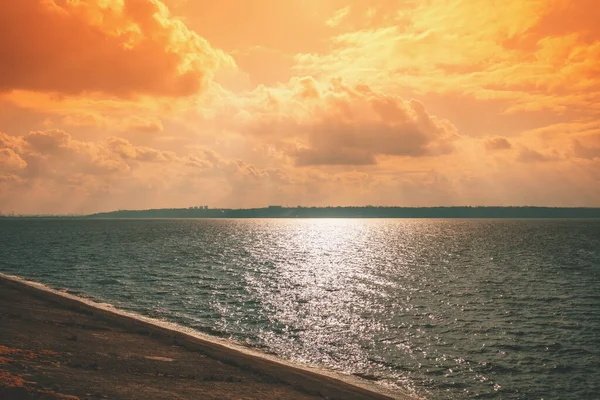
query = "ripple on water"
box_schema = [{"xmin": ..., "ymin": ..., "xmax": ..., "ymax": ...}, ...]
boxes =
[{"xmin": 1, "ymin": 218, "xmax": 599, "ymax": 400}]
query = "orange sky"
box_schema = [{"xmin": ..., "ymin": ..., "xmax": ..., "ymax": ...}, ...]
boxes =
[{"xmin": 1, "ymin": 0, "xmax": 599, "ymax": 214}]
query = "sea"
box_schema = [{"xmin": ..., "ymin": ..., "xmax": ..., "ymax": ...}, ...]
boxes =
[{"xmin": 1, "ymin": 218, "xmax": 599, "ymax": 399}]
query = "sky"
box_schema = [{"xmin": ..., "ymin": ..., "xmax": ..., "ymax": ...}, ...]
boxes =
[{"xmin": 1, "ymin": 0, "xmax": 599, "ymax": 214}]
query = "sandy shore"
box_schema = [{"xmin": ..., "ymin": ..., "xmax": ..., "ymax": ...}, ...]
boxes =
[{"xmin": 0, "ymin": 274, "xmax": 418, "ymax": 400}]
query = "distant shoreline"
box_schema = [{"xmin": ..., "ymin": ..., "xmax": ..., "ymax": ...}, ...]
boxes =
[{"xmin": 2, "ymin": 206, "xmax": 600, "ymax": 219}]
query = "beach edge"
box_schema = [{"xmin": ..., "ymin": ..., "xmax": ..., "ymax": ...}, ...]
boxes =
[{"xmin": 0, "ymin": 273, "xmax": 420, "ymax": 400}]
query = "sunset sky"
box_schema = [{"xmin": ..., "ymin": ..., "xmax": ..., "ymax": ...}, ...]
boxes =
[{"xmin": 1, "ymin": 0, "xmax": 599, "ymax": 214}]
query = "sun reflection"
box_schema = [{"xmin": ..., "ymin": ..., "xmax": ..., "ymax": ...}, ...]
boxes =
[{"xmin": 241, "ymin": 218, "xmax": 420, "ymax": 391}]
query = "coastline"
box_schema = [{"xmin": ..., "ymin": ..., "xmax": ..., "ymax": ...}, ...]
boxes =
[
  {"xmin": 3, "ymin": 205, "xmax": 600, "ymax": 219},
  {"xmin": 0, "ymin": 273, "xmax": 419, "ymax": 400}
]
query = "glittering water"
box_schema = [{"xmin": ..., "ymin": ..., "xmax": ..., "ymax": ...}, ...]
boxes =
[{"xmin": 1, "ymin": 218, "xmax": 599, "ymax": 399}]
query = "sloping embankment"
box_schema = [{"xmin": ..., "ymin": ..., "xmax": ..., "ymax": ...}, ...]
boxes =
[{"xmin": 0, "ymin": 273, "xmax": 419, "ymax": 400}]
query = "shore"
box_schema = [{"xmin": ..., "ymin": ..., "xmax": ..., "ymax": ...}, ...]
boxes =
[{"xmin": 0, "ymin": 274, "xmax": 417, "ymax": 400}]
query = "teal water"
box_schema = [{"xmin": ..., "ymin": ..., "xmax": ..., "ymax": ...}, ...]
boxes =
[{"xmin": 1, "ymin": 219, "xmax": 599, "ymax": 399}]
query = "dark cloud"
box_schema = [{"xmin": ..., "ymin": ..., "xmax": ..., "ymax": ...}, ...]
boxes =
[{"xmin": 484, "ymin": 137, "xmax": 513, "ymax": 151}]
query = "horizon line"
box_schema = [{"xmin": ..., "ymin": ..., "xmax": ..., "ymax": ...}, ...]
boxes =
[{"xmin": 2, "ymin": 205, "xmax": 600, "ymax": 218}]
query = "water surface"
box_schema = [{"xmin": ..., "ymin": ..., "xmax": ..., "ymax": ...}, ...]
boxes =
[{"xmin": 1, "ymin": 218, "xmax": 599, "ymax": 399}]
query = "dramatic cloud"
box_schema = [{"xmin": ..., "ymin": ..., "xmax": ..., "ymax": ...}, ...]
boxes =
[
  {"xmin": 0, "ymin": 129, "xmax": 297, "ymax": 213},
  {"xmin": 0, "ymin": 129, "xmax": 218, "ymax": 181},
  {"xmin": 236, "ymin": 78, "xmax": 459, "ymax": 166},
  {"xmin": 293, "ymin": 0, "xmax": 600, "ymax": 114},
  {"xmin": 0, "ymin": 0, "xmax": 234, "ymax": 97},
  {"xmin": 1, "ymin": 0, "xmax": 600, "ymax": 213}
]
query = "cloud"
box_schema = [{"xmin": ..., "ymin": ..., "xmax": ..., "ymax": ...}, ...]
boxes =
[
  {"xmin": 106, "ymin": 137, "xmax": 177, "ymax": 163},
  {"xmin": 2, "ymin": 125, "xmax": 599, "ymax": 213},
  {"xmin": 227, "ymin": 46, "xmax": 295, "ymax": 87},
  {"xmin": 62, "ymin": 114, "xmax": 164, "ymax": 133},
  {"xmin": 326, "ymin": 6, "xmax": 352, "ymax": 28},
  {"xmin": 295, "ymin": 148, "xmax": 376, "ymax": 166},
  {"xmin": 0, "ymin": 0, "xmax": 234, "ymax": 97},
  {"xmin": 23, "ymin": 130, "xmax": 73, "ymax": 155},
  {"xmin": 2, "ymin": 1, "xmax": 600, "ymax": 212},
  {"xmin": 573, "ymin": 138, "xmax": 600, "ymax": 159},
  {"xmin": 517, "ymin": 147, "xmax": 560, "ymax": 163},
  {"xmin": 516, "ymin": 120, "xmax": 600, "ymax": 161},
  {"xmin": 292, "ymin": 0, "xmax": 600, "ymax": 114},
  {"xmin": 237, "ymin": 77, "xmax": 459, "ymax": 166},
  {"xmin": 0, "ymin": 148, "xmax": 27, "ymax": 171},
  {"xmin": 485, "ymin": 137, "xmax": 513, "ymax": 151},
  {"xmin": 0, "ymin": 130, "xmax": 186, "ymax": 184},
  {"xmin": 0, "ymin": 129, "xmax": 292, "ymax": 213}
]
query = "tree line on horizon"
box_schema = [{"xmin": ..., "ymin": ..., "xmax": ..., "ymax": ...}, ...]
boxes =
[
  {"xmin": 2, "ymin": 206, "xmax": 599, "ymax": 219},
  {"xmin": 79, "ymin": 206, "xmax": 600, "ymax": 219}
]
